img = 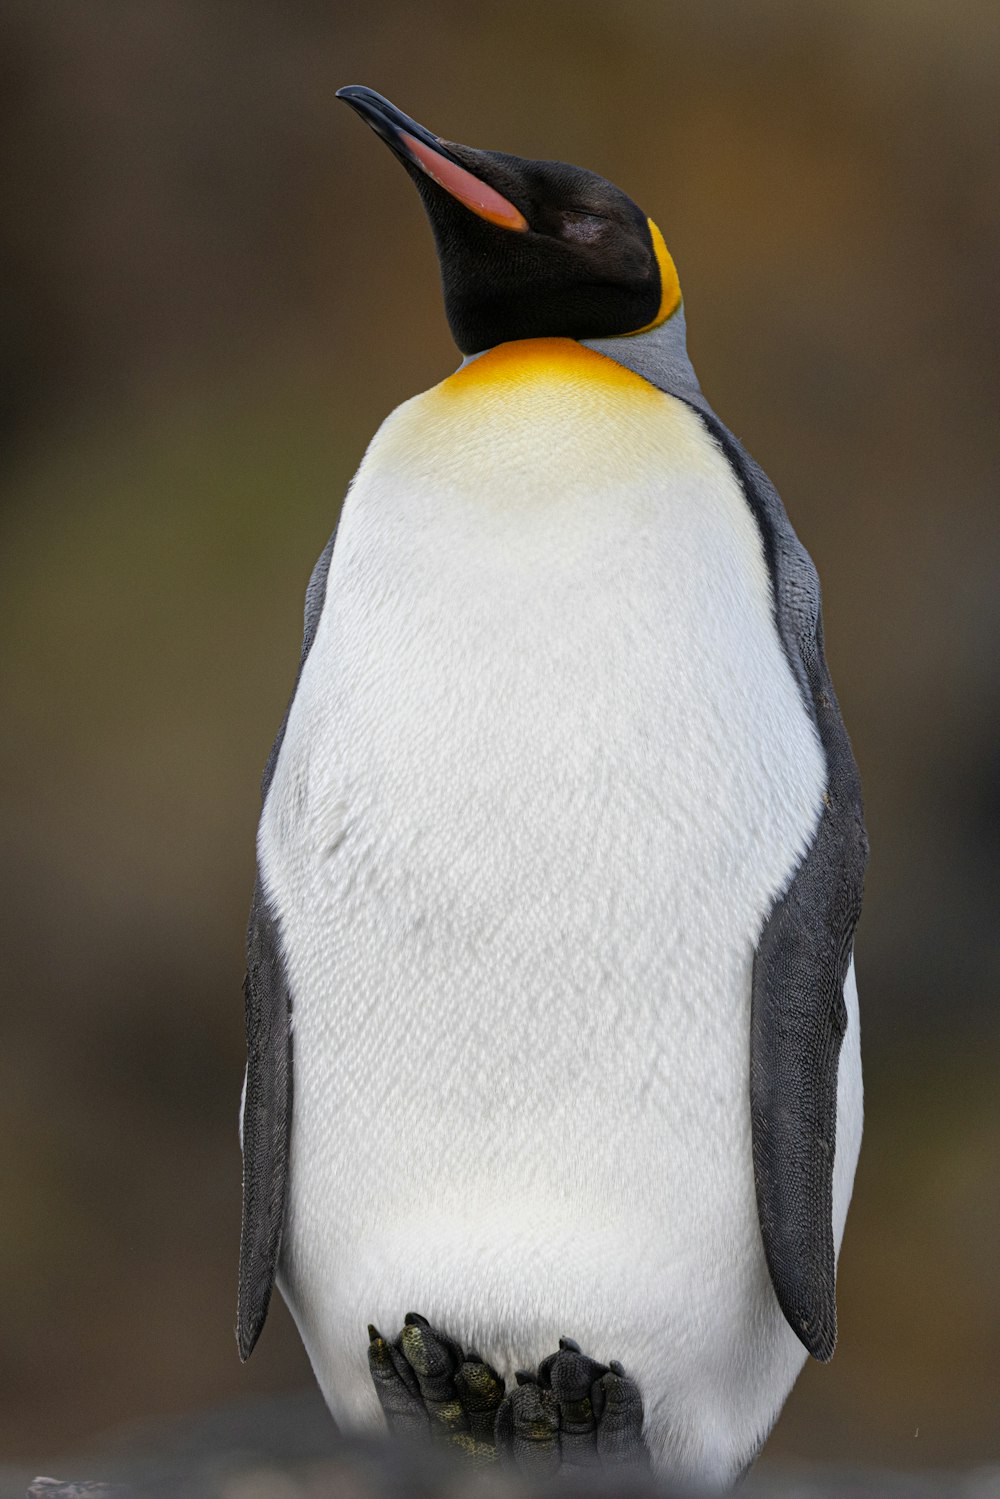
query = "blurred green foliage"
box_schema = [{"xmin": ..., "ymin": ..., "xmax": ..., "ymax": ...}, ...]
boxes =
[{"xmin": 1, "ymin": 0, "xmax": 997, "ymax": 1472}]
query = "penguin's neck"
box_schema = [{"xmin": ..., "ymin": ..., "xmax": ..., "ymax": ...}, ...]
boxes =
[
  {"xmin": 583, "ymin": 306, "xmax": 707, "ymax": 413},
  {"xmin": 457, "ymin": 308, "xmax": 705, "ymax": 413}
]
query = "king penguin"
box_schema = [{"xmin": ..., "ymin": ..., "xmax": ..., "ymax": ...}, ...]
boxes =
[{"xmin": 237, "ymin": 87, "xmax": 867, "ymax": 1488}]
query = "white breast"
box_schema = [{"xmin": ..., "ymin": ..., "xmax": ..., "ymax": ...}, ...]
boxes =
[{"xmin": 258, "ymin": 343, "xmax": 852, "ymax": 1486}]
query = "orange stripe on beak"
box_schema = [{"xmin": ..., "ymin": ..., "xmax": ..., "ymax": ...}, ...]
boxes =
[{"xmin": 400, "ymin": 132, "xmax": 529, "ymax": 232}]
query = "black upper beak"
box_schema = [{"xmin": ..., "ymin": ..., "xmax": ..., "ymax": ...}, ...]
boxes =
[
  {"xmin": 336, "ymin": 86, "xmax": 464, "ymax": 170},
  {"xmin": 336, "ymin": 85, "xmax": 529, "ymax": 234}
]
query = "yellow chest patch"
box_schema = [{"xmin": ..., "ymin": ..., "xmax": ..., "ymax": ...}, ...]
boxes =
[
  {"xmin": 367, "ymin": 336, "xmax": 725, "ymax": 510},
  {"xmin": 439, "ymin": 336, "xmax": 659, "ymax": 399}
]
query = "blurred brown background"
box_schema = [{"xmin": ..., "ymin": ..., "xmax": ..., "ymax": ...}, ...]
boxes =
[{"xmin": 1, "ymin": 0, "xmax": 998, "ymax": 1476}]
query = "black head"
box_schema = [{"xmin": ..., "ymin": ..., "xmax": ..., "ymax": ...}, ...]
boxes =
[{"xmin": 337, "ymin": 86, "xmax": 680, "ymax": 355}]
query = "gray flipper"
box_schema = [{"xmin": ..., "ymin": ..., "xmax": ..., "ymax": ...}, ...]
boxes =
[
  {"xmin": 237, "ymin": 523, "xmax": 340, "ymax": 1360},
  {"xmin": 695, "ymin": 420, "xmax": 867, "ymax": 1362},
  {"xmin": 586, "ymin": 317, "xmax": 868, "ymax": 1361}
]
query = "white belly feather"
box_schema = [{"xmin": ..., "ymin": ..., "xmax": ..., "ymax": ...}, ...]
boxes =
[{"xmin": 258, "ymin": 342, "xmax": 860, "ymax": 1486}]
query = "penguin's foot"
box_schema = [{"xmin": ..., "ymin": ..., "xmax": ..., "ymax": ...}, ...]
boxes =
[
  {"xmin": 367, "ymin": 1313, "xmax": 505, "ymax": 1464},
  {"xmin": 366, "ymin": 1316, "xmax": 648, "ymax": 1475},
  {"xmin": 496, "ymin": 1337, "xmax": 649, "ymax": 1478}
]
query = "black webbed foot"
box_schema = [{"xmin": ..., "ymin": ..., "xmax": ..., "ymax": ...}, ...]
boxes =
[
  {"xmin": 495, "ymin": 1335, "xmax": 649, "ymax": 1476},
  {"xmin": 367, "ymin": 1313, "xmax": 505, "ymax": 1463},
  {"xmin": 366, "ymin": 1316, "xmax": 648, "ymax": 1473}
]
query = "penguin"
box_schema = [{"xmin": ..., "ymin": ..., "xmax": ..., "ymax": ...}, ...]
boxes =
[{"xmin": 237, "ymin": 87, "xmax": 867, "ymax": 1488}]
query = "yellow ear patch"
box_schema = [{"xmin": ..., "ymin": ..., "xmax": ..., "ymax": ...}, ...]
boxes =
[{"xmin": 629, "ymin": 219, "xmax": 681, "ymax": 334}]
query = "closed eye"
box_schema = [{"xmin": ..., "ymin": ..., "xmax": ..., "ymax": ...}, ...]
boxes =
[{"xmin": 561, "ymin": 210, "xmax": 608, "ymax": 243}]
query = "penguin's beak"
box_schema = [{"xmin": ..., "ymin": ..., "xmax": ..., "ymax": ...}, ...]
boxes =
[{"xmin": 336, "ymin": 85, "xmax": 529, "ymax": 233}]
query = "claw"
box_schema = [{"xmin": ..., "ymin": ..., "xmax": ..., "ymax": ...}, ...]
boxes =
[{"xmin": 368, "ymin": 1323, "xmax": 382, "ymax": 1344}]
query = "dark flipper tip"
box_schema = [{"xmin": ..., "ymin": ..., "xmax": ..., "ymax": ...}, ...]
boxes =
[
  {"xmin": 799, "ymin": 1306, "xmax": 837, "ymax": 1364},
  {"xmin": 236, "ymin": 1300, "xmax": 265, "ymax": 1364}
]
